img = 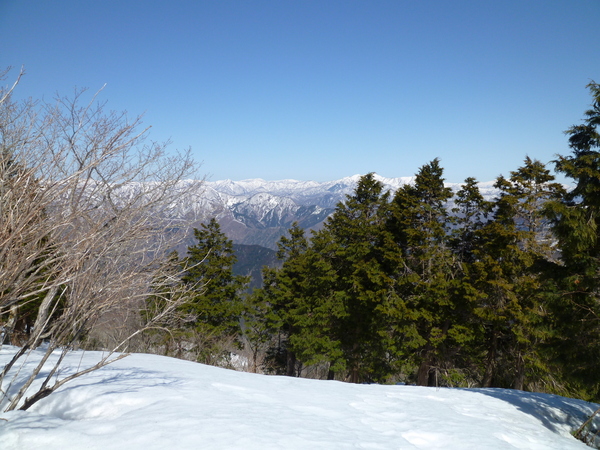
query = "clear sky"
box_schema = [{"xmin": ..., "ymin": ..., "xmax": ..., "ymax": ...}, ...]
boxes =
[{"xmin": 1, "ymin": 1, "xmax": 599, "ymax": 183}]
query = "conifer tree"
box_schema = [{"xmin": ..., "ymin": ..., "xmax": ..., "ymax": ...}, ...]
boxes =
[
  {"xmin": 451, "ymin": 177, "xmax": 493, "ymax": 264},
  {"xmin": 314, "ymin": 173, "xmax": 401, "ymax": 382},
  {"xmin": 545, "ymin": 81, "xmax": 600, "ymax": 398},
  {"xmin": 446, "ymin": 177, "xmax": 494, "ymax": 384},
  {"xmin": 256, "ymin": 175, "xmax": 405, "ymax": 382},
  {"xmin": 240, "ymin": 273, "xmax": 279, "ymax": 373},
  {"xmin": 260, "ymin": 223, "xmax": 312, "ymax": 376},
  {"xmin": 388, "ymin": 159, "xmax": 458, "ymax": 385},
  {"xmin": 244, "ymin": 222, "xmax": 333, "ymax": 376},
  {"xmin": 283, "ymin": 231, "xmax": 343, "ymax": 379},
  {"xmin": 181, "ymin": 218, "xmax": 249, "ymax": 363},
  {"xmin": 467, "ymin": 158, "xmax": 561, "ymax": 389},
  {"xmin": 502, "ymin": 157, "xmax": 564, "ymax": 258}
]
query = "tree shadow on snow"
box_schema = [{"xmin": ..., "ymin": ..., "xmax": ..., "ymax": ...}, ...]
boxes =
[
  {"xmin": 5, "ymin": 363, "xmax": 184, "ymax": 422},
  {"xmin": 471, "ymin": 387, "xmax": 600, "ymax": 435}
]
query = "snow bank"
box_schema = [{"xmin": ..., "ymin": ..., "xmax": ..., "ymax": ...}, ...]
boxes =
[{"xmin": 0, "ymin": 346, "xmax": 596, "ymax": 449}]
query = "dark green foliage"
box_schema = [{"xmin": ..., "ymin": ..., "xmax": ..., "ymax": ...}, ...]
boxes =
[
  {"xmin": 253, "ymin": 222, "xmax": 343, "ymax": 377},
  {"xmin": 239, "ymin": 83, "xmax": 600, "ymax": 398},
  {"xmin": 313, "ymin": 173, "xmax": 400, "ymax": 382},
  {"xmin": 258, "ymin": 223, "xmax": 313, "ymax": 376},
  {"xmin": 544, "ymin": 81, "xmax": 600, "ymax": 399},
  {"xmin": 451, "ymin": 176, "xmax": 493, "ymax": 264},
  {"xmin": 250, "ymin": 175, "xmax": 405, "ymax": 382},
  {"xmin": 180, "ymin": 218, "xmax": 249, "ymax": 362},
  {"xmin": 241, "ymin": 272, "xmax": 280, "ymax": 373},
  {"xmin": 246, "ymin": 161, "xmax": 563, "ymax": 389},
  {"xmin": 462, "ymin": 161, "xmax": 550, "ymax": 389},
  {"xmin": 388, "ymin": 159, "xmax": 462, "ymax": 385}
]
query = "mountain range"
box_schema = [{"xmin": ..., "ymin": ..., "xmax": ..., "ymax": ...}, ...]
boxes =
[
  {"xmin": 162, "ymin": 174, "xmax": 500, "ymax": 285},
  {"xmin": 178, "ymin": 174, "xmax": 499, "ymax": 251}
]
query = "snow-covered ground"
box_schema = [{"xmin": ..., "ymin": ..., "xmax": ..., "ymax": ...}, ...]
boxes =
[{"xmin": 0, "ymin": 346, "xmax": 597, "ymax": 449}]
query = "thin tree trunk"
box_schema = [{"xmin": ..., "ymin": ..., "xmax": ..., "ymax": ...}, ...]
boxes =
[
  {"xmin": 251, "ymin": 348, "xmax": 258, "ymax": 373},
  {"xmin": 286, "ymin": 350, "xmax": 296, "ymax": 377},
  {"xmin": 428, "ymin": 366, "xmax": 438, "ymax": 387},
  {"xmin": 416, "ymin": 343, "xmax": 434, "ymax": 386},
  {"xmin": 349, "ymin": 365, "xmax": 360, "ymax": 384},
  {"xmin": 417, "ymin": 359, "xmax": 431, "ymax": 386},
  {"xmin": 482, "ymin": 334, "xmax": 497, "ymax": 388},
  {"xmin": 1, "ymin": 304, "xmax": 18, "ymax": 345},
  {"xmin": 327, "ymin": 366, "xmax": 335, "ymax": 380},
  {"xmin": 513, "ymin": 352, "xmax": 525, "ymax": 390}
]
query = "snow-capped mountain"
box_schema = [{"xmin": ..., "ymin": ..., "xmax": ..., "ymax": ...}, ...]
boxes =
[
  {"xmin": 168, "ymin": 174, "xmax": 500, "ymax": 250},
  {"xmin": 207, "ymin": 174, "xmax": 414, "ymax": 207}
]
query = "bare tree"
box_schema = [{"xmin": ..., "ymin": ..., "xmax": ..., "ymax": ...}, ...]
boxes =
[{"xmin": 0, "ymin": 68, "xmax": 202, "ymax": 411}]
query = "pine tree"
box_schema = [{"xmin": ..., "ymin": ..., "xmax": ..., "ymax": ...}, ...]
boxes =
[
  {"xmin": 284, "ymin": 232, "xmax": 343, "ymax": 379},
  {"xmin": 504, "ymin": 157, "xmax": 564, "ymax": 258},
  {"xmin": 446, "ymin": 177, "xmax": 494, "ymax": 385},
  {"xmin": 240, "ymin": 274, "xmax": 277, "ymax": 374},
  {"xmin": 255, "ymin": 175, "xmax": 406, "ymax": 383}
]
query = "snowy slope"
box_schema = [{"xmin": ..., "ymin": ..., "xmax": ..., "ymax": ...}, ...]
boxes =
[{"xmin": 0, "ymin": 346, "xmax": 596, "ymax": 450}]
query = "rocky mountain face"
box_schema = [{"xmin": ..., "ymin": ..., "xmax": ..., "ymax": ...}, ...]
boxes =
[{"xmin": 169, "ymin": 175, "xmax": 499, "ymax": 251}]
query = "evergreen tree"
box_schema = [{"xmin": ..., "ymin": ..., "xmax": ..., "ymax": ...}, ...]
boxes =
[
  {"xmin": 388, "ymin": 159, "xmax": 459, "ymax": 386},
  {"xmin": 451, "ymin": 177, "xmax": 493, "ymax": 264},
  {"xmin": 545, "ymin": 81, "xmax": 600, "ymax": 399},
  {"xmin": 504, "ymin": 157, "xmax": 564, "ymax": 258},
  {"xmin": 255, "ymin": 175, "xmax": 405, "ymax": 383},
  {"xmin": 284, "ymin": 231, "xmax": 343, "ymax": 379},
  {"xmin": 467, "ymin": 158, "xmax": 561, "ymax": 390},
  {"xmin": 240, "ymin": 275, "xmax": 277, "ymax": 373},
  {"xmin": 447, "ymin": 177, "xmax": 493, "ymax": 385},
  {"xmin": 181, "ymin": 218, "xmax": 249, "ymax": 363},
  {"xmin": 259, "ymin": 223, "xmax": 313, "ymax": 376},
  {"xmin": 243, "ymin": 222, "xmax": 333, "ymax": 376},
  {"xmin": 313, "ymin": 173, "xmax": 401, "ymax": 382}
]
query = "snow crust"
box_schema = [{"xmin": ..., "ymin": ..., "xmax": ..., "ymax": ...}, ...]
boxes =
[{"xmin": 0, "ymin": 346, "xmax": 596, "ymax": 449}]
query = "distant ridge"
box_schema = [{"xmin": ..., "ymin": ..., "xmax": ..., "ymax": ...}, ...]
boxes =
[{"xmin": 168, "ymin": 174, "xmax": 501, "ymax": 251}]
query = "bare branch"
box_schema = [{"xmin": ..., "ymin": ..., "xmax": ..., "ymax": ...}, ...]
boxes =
[{"xmin": 0, "ymin": 68, "xmax": 203, "ymax": 411}]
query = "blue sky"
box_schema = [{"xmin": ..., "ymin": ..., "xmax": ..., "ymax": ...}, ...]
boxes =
[{"xmin": 1, "ymin": 1, "xmax": 599, "ymax": 183}]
